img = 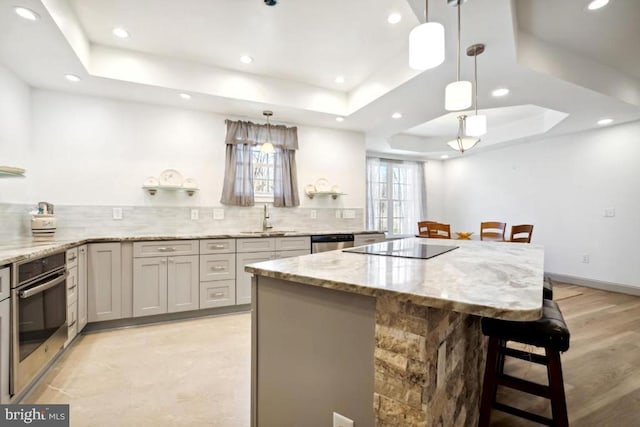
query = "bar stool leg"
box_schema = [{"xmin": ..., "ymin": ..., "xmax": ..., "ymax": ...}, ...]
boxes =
[
  {"xmin": 546, "ymin": 348, "xmax": 569, "ymax": 427},
  {"xmin": 478, "ymin": 336, "xmax": 500, "ymax": 427}
]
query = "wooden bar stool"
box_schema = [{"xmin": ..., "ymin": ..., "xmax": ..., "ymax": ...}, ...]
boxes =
[{"xmin": 479, "ymin": 299, "xmax": 570, "ymax": 427}]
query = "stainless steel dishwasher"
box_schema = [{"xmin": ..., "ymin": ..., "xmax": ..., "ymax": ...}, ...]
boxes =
[{"xmin": 310, "ymin": 234, "xmax": 355, "ymax": 253}]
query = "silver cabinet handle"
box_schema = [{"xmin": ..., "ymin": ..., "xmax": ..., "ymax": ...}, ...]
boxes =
[
  {"xmin": 365, "ymin": 239, "xmax": 375, "ymax": 243},
  {"xmin": 68, "ymin": 320, "xmax": 77, "ymax": 327},
  {"xmin": 68, "ymin": 285, "xmax": 77, "ymax": 290},
  {"xmin": 20, "ymin": 273, "xmax": 68, "ymax": 299},
  {"xmin": 211, "ymin": 266, "xmax": 225, "ymax": 271},
  {"xmin": 212, "ymin": 244, "xmax": 226, "ymax": 249},
  {"xmin": 213, "ymin": 292, "xmax": 225, "ymax": 297},
  {"xmin": 68, "ymin": 255, "xmax": 77, "ymax": 261},
  {"xmin": 79, "ymin": 247, "xmax": 85, "ymax": 253},
  {"xmin": 157, "ymin": 247, "xmax": 176, "ymax": 252},
  {"xmin": 160, "ymin": 259, "xmax": 167, "ymax": 264}
]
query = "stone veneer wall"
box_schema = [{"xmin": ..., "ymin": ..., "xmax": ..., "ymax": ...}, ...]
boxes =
[
  {"xmin": 374, "ymin": 296, "xmax": 487, "ymax": 426},
  {"xmin": 0, "ymin": 203, "xmax": 364, "ymax": 240}
]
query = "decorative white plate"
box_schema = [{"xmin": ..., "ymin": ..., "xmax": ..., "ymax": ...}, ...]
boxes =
[
  {"xmin": 304, "ymin": 184, "xmax": 316, "ymax": 195},
  {"xmin": 159, "ymin": 169, "xmax": 183, "ymax": 187},
  {"xmin": 315, "ymin": 178, "xmax": 330, "ymax": 192},
  {"xmin": 182, "ymin": 178, "xmax": 198, "ymax": 190},
  {"xmin": 143, "ymin": 176, "xmax": 159, "ymax": 188}
]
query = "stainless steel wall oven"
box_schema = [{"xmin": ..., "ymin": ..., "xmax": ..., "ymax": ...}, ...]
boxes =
[{"xmin": 11, "ymin": 251, "xmax": 67, "ymax": 396}]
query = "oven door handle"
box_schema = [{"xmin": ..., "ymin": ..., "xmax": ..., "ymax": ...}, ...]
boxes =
[{"xmin": 19, "ymin": 272, "xmax": 68, "ymax": 299}]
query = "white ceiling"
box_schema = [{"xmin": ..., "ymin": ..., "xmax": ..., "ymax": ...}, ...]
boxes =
[{"xmin": 1, "ymin": 0, "xmax": 639, "ymax": 160}]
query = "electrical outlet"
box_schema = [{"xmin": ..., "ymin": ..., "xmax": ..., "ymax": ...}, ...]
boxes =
[
  {"xmin": 310, "ymin": 209, "xmax": 317, "ymax": 219},
  {"xmin": 112, "ymin": 207, "xmax": 123, "ymax": 220},
  {"xmin": 213, "ymin": 208, "xmax": 225, "ymax": 220},
  {"xmin": 333, "ymin": 412, "xmax": 354, "ymax": 427},
  {"xmin": 437, "ymin": 341, "xmax": 447, "ymax": 388},
  {"xmin": 582, "ymin": 254, "xmax": 590, "ymax": 264},
  {"xmin": 190, "ymin": 209, "xmax": 199, "ymax": 220},
  {"xmin": 335, "ymin": 210, "xmax": 342, "ymax": 219},
  {"xmin": 604, "ymin": 208, "xmax": 616, "ymax": 217}
]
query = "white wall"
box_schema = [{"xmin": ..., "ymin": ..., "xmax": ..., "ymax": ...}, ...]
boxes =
[
  {"xmin": 0, "ymin": 64, "xmax": 31, "ymax": 202},
  {"xmin": 29, "ymin": 90, "xmax": 366, "ymax": 208},
  {"xmin": 425, "ymin": 160, "xmax": 444, "ymax": 222},
  {"xmin": 441, "ymin": 121, "xmax": 640, "ymax": 288}
]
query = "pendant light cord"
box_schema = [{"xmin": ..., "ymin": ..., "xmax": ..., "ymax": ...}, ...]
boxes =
[
  {"xmin": 424, "ymin": 0, "xmax": 428, "ymax": 22},
  {"xmin": 474, "ymin": 52, "xmax": 478, "ymax": 115},
  {"xmin": 456, "ymin": 1, "xmax": 461, "ymax": 81}
]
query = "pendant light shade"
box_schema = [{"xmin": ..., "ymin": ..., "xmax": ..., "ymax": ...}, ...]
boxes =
[
  {"xmin": 444, "ymin": 0, "xmax": 472, "ymax": 111},
  {"xmin": 445, "ymin": 80, "xmax": 472, "ymax": 111},
  {"xmin": 447, "ymin": 115, "xmax": 480, "ymax": 153},
  {"xmin": 409, "ymin": 0, "xmax": 445, "ymax": 70},
  {"xmin": 409, "ymin": 22, "xmax": 445, "ymax": 70},
  {"xmin": 261, "ymin": 110, "xmax": 275, "ymax": 154},
  {"xmin": 465, "ymin": 114, "xmax": 486, "ymax": 137}
]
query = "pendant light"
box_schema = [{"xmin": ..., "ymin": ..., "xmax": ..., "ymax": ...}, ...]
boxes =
[
  {"xmin": 409, "ymin": 0, "xmax": 445, "ymax": 70},
  {"xmin": 446, "ymin": 115, "xmax": 480, "ymax": 153},
  {"xmin": 261, "ymin": 110, "xmax": 275, "ymax": 154},
  {"xmin": 465, "ymin": 43, "xmax": 487, "ymax": 136},
  {"xmin": 444, "ymin": 0, "xmax": 472, "ymax": 111}
]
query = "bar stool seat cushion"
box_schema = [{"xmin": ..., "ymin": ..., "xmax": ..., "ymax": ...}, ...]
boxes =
[{"xmin": 482, "ymin": 299, "xmax": 570, "ymax": 352}]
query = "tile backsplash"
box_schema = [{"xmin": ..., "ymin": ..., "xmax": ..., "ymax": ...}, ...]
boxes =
[{"xmin": 0, "ymin": 203, "xmax": 365, "ymax": 240}]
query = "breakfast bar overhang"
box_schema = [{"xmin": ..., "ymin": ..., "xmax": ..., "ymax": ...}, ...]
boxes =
[{"xmin": 246, "ymin": 238, "xmax": 544, "ymax": 426}]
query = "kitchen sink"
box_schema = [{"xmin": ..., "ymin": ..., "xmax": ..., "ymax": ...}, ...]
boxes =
[{"xmin": 240, "ymin": 230, "xmax": 297, "ymax": 236}]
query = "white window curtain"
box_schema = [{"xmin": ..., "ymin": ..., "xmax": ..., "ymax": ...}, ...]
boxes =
[
  {"xmin": 366, "ymin": 158, "xmax": 427, "ymax": 236},
  {"xmin": 220, "ymin": 120, "xmax": 300, "ymax": 207}
]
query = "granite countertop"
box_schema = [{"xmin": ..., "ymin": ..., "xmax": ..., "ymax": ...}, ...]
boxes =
[
  {"xmin": 245, "ymin": 237, "xmax": 544, "ymax": 321},
  {"xmin": 0, "ymin": 229, "xmax": 385, "ymax": 265}
]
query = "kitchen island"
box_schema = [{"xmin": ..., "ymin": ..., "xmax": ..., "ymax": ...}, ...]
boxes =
[{"xmin": 246, "ymin": 237, "xmax": 544, "ymax": 426}]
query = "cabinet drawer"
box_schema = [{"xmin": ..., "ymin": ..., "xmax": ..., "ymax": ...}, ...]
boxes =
[
  {"xmin": 0, "ymin": 267, "xmax": 9, "ymax": 301},
  {"xmin": 200, "ymin": 254, "xmax": 236, "ymax": 282},
  {"xmin": 67, "ymin": 301, "xmax": 78, "ymax": 345},
  {"xmin": 236, "ymin": 238, "xmax": 276, "ymax": 253},
  {"xmin": 275, "ymin": 236, "xmax": 310, "ymax": 252},
  {"xmin": 200, "ymin": 280, "xmax": 235, "ymax": 309},
  {"xmin": 66, "ymin": 247, "xmax": 78, "ymax": 268},
  {"xmin": 133, "ymin": 240, "xmax": 198, "ymax": 258},
  {"xmin": 67, "ymin": 266, "xmax": 78, "ymax": 306},
  {"xmin": 200, "ymin": 239, "xmax": 236, "ymax": 255},
  {"xmin": 275, "ymin": 249, "xmax": 310, "ymax": 259},
  {"xmin": 354, "ymin": 233, "xmax": 386, "ymax": 247}
]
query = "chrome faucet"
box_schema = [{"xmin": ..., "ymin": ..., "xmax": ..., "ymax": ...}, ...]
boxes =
[{"xmin": 262, "ymin": 204, "xmax": 273, "ymax": 231}]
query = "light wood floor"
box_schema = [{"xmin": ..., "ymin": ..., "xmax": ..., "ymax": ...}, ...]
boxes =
[
  {"xmin": 490, "ymin": 284, "xmax": 640, "ymax": 427},
  {"xmin": 23, "ymin": 284, "xmax": 640, "ymax": 426}
]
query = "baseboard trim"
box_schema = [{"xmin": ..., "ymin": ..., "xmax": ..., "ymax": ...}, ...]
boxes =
[{"xmin": 545, "ymin": 272, "xmax": 640, "ymax": 297}]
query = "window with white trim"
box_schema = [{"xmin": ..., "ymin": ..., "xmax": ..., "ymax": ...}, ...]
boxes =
[{"xmin": 252, "ymin": 146, "xmax": 275, "ymax": 201}]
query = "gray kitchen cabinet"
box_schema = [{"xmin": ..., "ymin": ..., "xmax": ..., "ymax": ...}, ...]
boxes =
[
  {"xmin": 77, "ymin": 245, "xmax": 88, "ymax": 332},
  {"xmin": 88, "ymin": 243, "xmax": 122, "ymax": 322},
  {"xmin": 236, "ymin": 237, "xmax": 310, "ymax": 304},
  {"xmin": 354, "ymin": 233, "xmax": 386, "ymax": 247},
  {"xmin": 65, "ymin": 255, "xmax": 78, "ymax": 347},
  {"xmin": 0, "ymin": 266, "xmax": 9, "ymax": 302},
  {"xmin": 200, "ymin": 279, "xmax": 235, "ymax": 309},
  {"xmin": 200, "ymin": 240, "xmax": 236, "ymax": 309},
  {"xmin": 133, "ymin": 256, "xmax": 168, "ymax": 317},
  {"xmin": 133, "ymin": 240, "xmax": 199, "ymax": 317},
  {"xmin": 0, "ymin": 296, "xmax": 9, "ymax": 403}
]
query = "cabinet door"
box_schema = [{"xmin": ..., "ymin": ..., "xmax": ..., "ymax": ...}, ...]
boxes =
[
  {"xmin": 0, "ymin": 298, "xmax": 9, "ymax": 403},
  {"xmin": 88, "ymin": 243, "xmax": 122, "ymax": 322},
  {"xmin": 65, "ymin": 301, "xmax": 78, "ymax": 348},
  {"xmin": 77, "ymin": 245, "xmax": 88, "ymax": 332},
  {"xmin": 236, "ymin": 252, "xmax": 275, "ymax": 305},
  {"xmin": 66, "ymin": 265, "xmax": 78, "ymax": 307},
  {"xmin": 0, "ymin": 267, "xmax": 10, "ymax": 301},
  {"xmin": 167, "ymin": 255, "xmax": 199, "ymax": 313},
  {"xmin": 133, "ymin": 257, "xmax": 168, "ymax": 317}
]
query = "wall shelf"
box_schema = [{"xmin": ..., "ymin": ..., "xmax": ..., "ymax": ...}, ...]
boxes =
[
  {"xmin": 305, "ymin": 191, "xmax": 346, "ymax": 200},
  {"xmin": 0, "ymin": 165, "xmax": 26, "ymax": 178},
  {"xmin": 143, "ymin": 186, "xmax": 199, "ymax": 196}
]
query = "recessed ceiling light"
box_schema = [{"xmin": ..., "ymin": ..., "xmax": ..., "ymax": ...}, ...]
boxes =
[
  {"xmin": 240, "ymin": 55, "xmax": 253, "ymax": 64},
  {"xmin": 112, "ymin": 27, "xmax": 130, "ymax": 38},
  {"xmin": 65, "ymin": 74, "xmax": 81, "ymax": 82},
  {"xmin": 180, "ymin": 93, "xmax": 191, "ymax": 100},
  {"xmin": 14, "ymin": 7, "xmax": 40, "ymax": 21},
  {"xmin": 587, "ymin": 0, "xmax": 610, "ymax": 11},
  {"xmin": 597, "ymin": 118, "xmax": 613, "ymax": 125},
  {"xmin": 441, "ymin": 155, "xmax": 449, "ymax": 159},
  {"xmin": 387, "ymin": 13, "xmax": 402, "ymax": 24},
  {"xmin": 335, "ymin": 76, "xmax": 345, "ymax": 84},
  {"xmin": 335, "ymin": 117, "xmax": 344, "ymax": 122},
  {"xmin": 391, "ymin": 112, "xmax": 402, "ymax": 119},
  {"xmin": 491, "ymin": 88, "xmax": 510, "ymax": 97}
]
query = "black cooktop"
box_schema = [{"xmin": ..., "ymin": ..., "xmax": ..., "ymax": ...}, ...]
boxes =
[{"xmin": 343, "ymin": 240, "xmax": 458, "ymax": 260}]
